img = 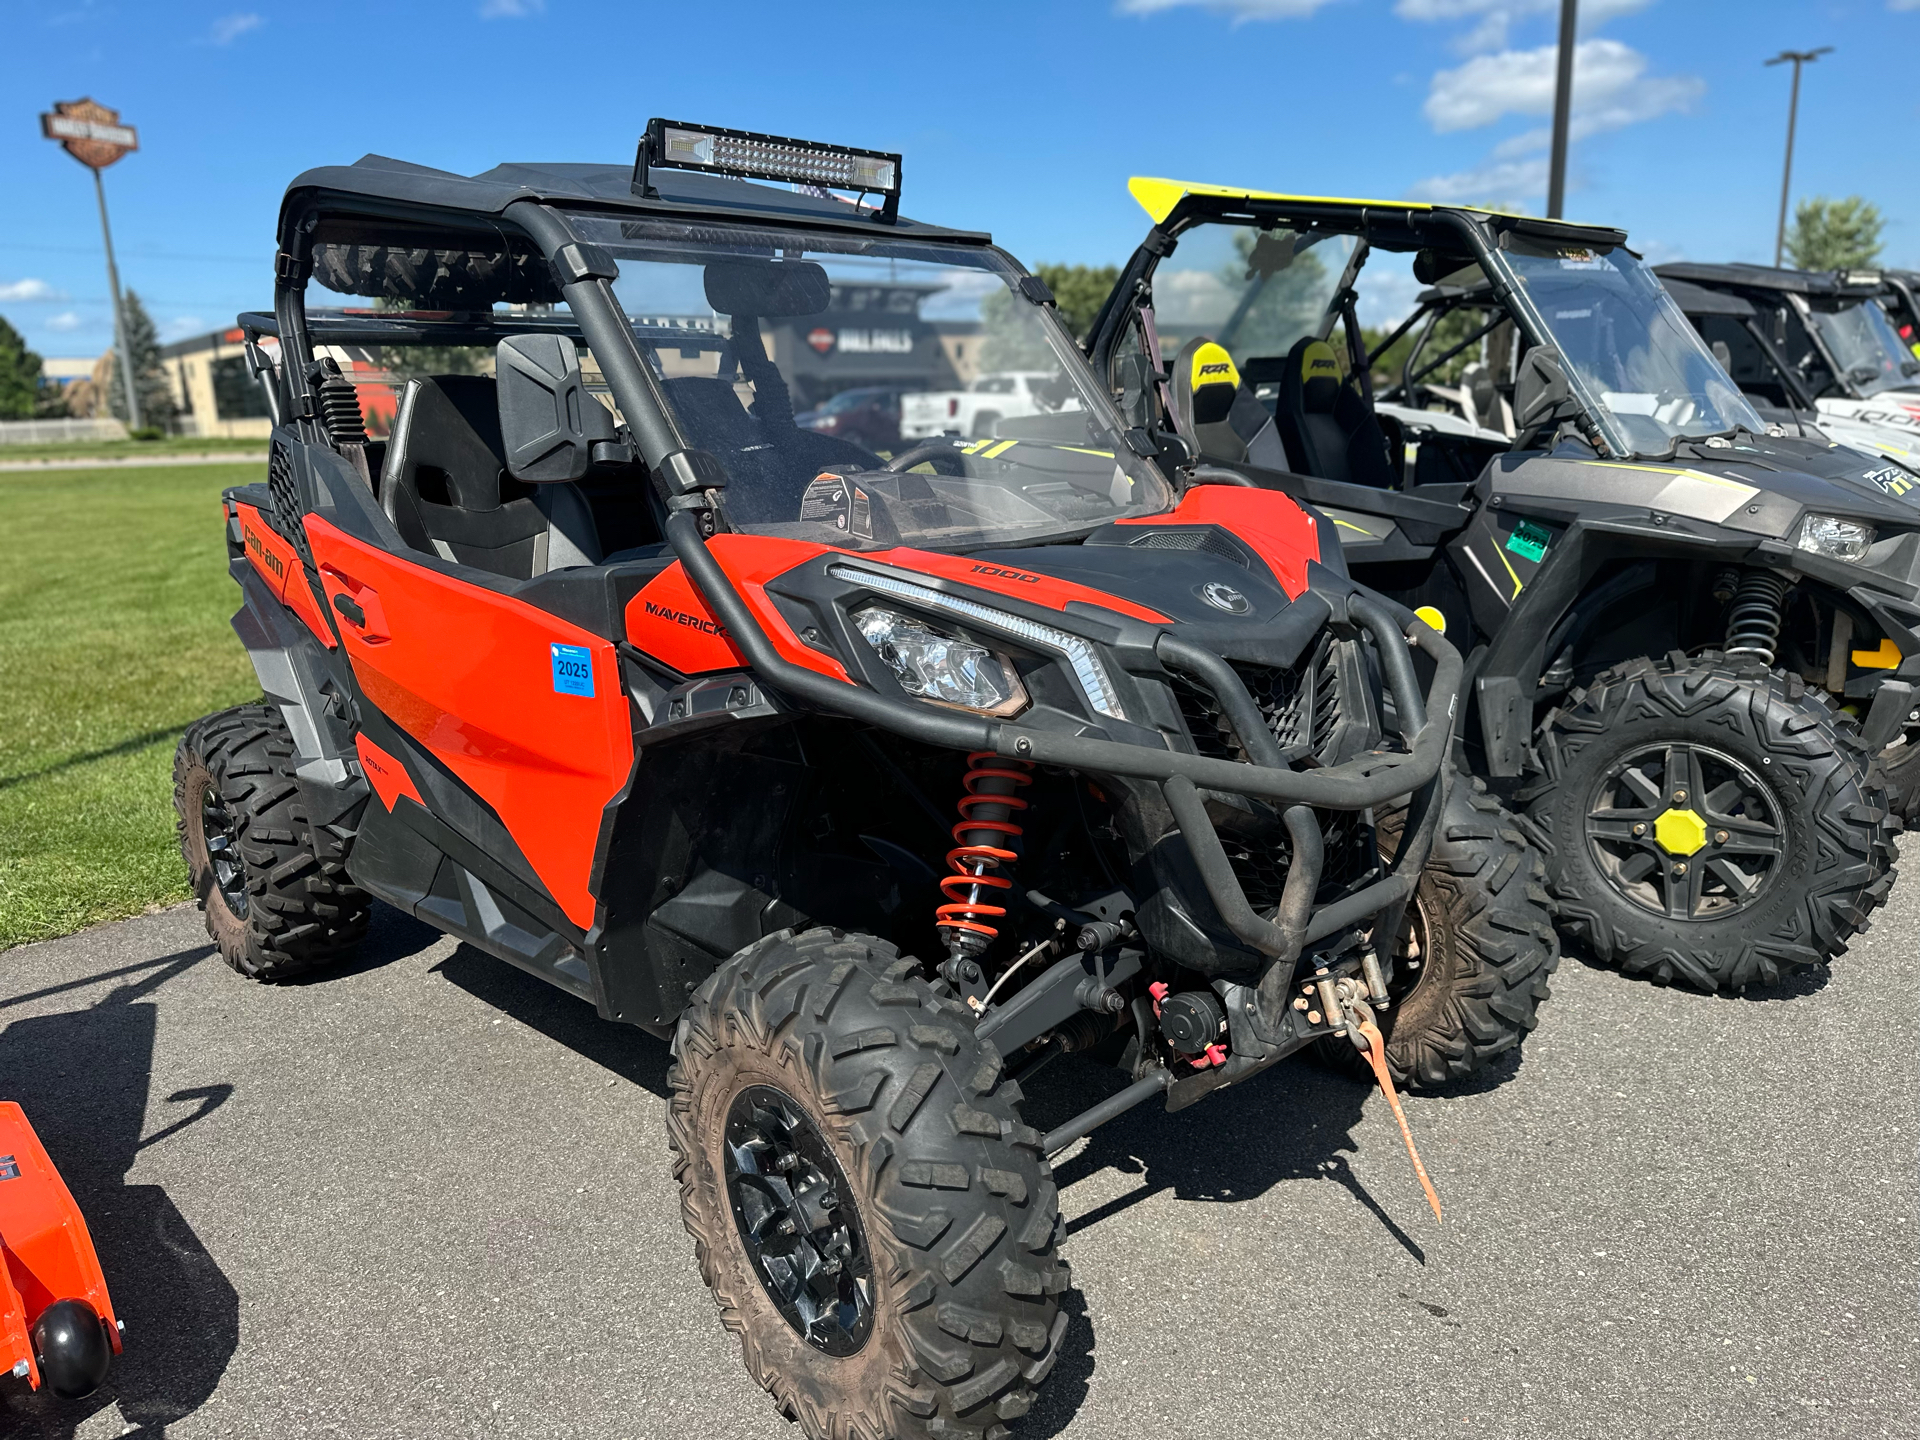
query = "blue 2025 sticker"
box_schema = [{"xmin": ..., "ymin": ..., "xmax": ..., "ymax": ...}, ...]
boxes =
[{"xmin": 551, "ymin": 643, "xmax": 594, "ymax": 698}]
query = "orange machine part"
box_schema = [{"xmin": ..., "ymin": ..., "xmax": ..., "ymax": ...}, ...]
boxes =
[
  {"xmin": 304, "ymin": 516, "xmax": 635, "ymax": 930},
  {"xmin": 354, "ymin": 733, "xmax": 425, "ymax": 813},
  {"xmin": 0, "ymin": 1103, "xmax": 120, "ymax": 1391},
  {"xmin": 232, "ymin": 502, "xmax": 336, "ymax": 649},
  {"xmin": 1112, "ymin": 486, "xmax": 1321, "ymax": 598}
]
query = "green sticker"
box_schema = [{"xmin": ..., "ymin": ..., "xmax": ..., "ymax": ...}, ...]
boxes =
[{"xmin": 1505, "ymin": 518, "xmax": 1551, "ymax": 564}]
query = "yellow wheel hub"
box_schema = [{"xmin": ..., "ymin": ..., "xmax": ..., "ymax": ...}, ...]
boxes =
[{"xmin": 1653, "ymin": 807, "xmax": 1708, "ymax": 857}]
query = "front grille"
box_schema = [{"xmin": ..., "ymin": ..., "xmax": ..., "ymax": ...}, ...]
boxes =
[
  {"xmin": 1171, "ymin": 639, "xmax": 1339, "ymax": 765},
  {"xmin": 1219, "ymin": 809, "xmax": 1376, "ymax": 912}
]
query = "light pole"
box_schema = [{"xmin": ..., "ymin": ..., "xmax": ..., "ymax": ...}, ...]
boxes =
[
  {"xmin": 1766, "ymin": 47, "xmax": 1831, "ymax": 268},
  {"xmin": 1546, "ymin": 0, "xmax": 1578, "ymax": 219},
  {"xmin": 39, "ymin": 99, "xmax": 142, "ymax": 430}
]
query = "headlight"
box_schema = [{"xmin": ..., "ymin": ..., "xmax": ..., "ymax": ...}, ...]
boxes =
[
  {"xmin": 1798, "ymin": 514, "xmax": 1876, "ymax": 562},
  {"xmin": 854, "ymin": 607, "xmax": 1029, "ymax": 716}
]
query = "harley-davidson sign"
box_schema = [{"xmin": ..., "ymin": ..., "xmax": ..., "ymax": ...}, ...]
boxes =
[{"xmin": 40, "ymin": 99, "xmax": 138, "ymax": 170}]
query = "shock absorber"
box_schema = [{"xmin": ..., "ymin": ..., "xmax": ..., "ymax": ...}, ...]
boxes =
[
  {"xmin": 1724, "ymin": 568, "xmax": 1791, "ymax": 665},
  {"xmin": 936, "ymin": 752, "xmax": 1032, "ymax": 985}
]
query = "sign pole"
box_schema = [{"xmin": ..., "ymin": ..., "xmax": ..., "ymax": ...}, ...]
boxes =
[
  {"xmin": 92, "ymin": 167, "xmax": 141, "ymax": 431},
  {"xmin": 39, "ymin": 99, "xmax": 143, "ymax": 431}
]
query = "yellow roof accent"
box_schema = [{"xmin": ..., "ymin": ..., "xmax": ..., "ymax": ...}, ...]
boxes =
[{"xmin": 1129, "ymin": 177, "xmax": 1433, "ymax": 226}]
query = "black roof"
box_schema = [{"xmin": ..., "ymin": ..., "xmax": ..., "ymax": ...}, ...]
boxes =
[
  {"xmin": 278, "ymin": 154, "xmax": 990, "ymax": 249},
  {"xmin": 1655, "ymin": 261, "xmax": 1886, "ymax": 298},
  {"xmin": 1657, "ymin": 276, "xmax": 1755, "ymax": 318}
]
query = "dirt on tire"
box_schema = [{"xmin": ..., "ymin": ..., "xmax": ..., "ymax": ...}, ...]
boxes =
[{"xmin": 668, "ymin": 929, "xmax": 1070, "ymax": 1440}]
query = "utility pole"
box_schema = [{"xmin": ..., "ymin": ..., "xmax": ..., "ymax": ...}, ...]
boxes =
[
  {"xmin": 1766, "ymin": 47, "xmax": 1831, "ymax": 268},
  {"xmin": 39, "ymin": 99, "xmax": 142, "ymax": 430},
  {"xmin": 1546, "ymin": 0, "xmax": 1578, "ymax": 218}
]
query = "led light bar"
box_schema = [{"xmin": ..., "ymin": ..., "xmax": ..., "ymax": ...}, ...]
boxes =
[
  {"xmin": 829, "ymin": 565, "xmax": 1127, "ymax": 721},
  {"xmin": 634, "ymin": 117, "xmax": 902, "ymax": 222}
]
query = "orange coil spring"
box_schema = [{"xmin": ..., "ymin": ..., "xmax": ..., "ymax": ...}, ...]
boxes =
[{"xmin": 936, "ymin": 752, "xmax": 1034, "ymax": 950}]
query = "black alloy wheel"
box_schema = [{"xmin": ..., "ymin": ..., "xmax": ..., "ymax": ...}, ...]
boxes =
[
  {"xmin": 201, "ymin": 784, "xmax": 249, "ymax": 919},
  {"xmin": 1585, "ymin": 742, "xmax": 1782, "ymax": 921},
  {"xmin": 723, "ymin": 1084, "xmax": 874, "ymax": 1357}
]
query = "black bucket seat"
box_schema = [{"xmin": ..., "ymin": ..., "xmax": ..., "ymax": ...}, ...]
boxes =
[
  {"xmin": 1273, "ymin": 337, "xmax": 1398, "ymax": 487},
  {"xmin": 1164, "ymin": 336, "xmax": 1289, "ymax": 469},
  {"xmin": 381, "ymin": 374, "xmax": 601, "ymax": 578}
]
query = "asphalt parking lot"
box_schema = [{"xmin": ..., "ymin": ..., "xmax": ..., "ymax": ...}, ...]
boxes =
[{"xmin": 1, "ymin": 858, "xmax": 1913, "ymax": 1440}]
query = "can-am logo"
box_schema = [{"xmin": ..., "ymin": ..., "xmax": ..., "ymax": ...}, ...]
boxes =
[
  {"xmin": 807, "ymin": 328, "xmax": 835, "ymax": 354},
  {"xmin": 1199, "ymin": 581, "xmax": 1250, "ymax": 615}
]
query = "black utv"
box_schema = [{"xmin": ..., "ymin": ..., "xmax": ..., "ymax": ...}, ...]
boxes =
[
  {"xmin": 172, "ymin": 128, "xmax": 1553, "ymax": 1439},
  {"xmin": 1083, "ymin": 177, "xmax": 1903, "ymax": 994}
]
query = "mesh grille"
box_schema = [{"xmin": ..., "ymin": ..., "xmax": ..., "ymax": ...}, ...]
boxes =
[
  {"xmin": 267, "ymin": 441, "xmax": 314, "ymax": 568},
  {"xmin": 1125, "ymin": 529, "xmax": 1249, "ymax": 566}
]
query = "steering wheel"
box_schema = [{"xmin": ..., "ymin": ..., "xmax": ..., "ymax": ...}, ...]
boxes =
[{"xmin": 882, "ymin": 439, "xmax": 971, "ymax": 476}]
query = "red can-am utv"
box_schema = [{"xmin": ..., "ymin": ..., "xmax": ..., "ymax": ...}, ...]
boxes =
[{"xmin": 175, "ymin": 121, "xmax": 1553, "ymax": 1436}]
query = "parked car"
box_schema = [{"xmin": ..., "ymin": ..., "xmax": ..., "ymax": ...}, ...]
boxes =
[
  {"xmin": 900, "ymin": 370, "xmax": 1059, "ymax": 439},
  {"xmin": 794, "ymin": 386, "xmax": 903, "ymax": 451}
]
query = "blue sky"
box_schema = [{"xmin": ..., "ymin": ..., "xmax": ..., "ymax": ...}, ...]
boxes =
[{"xmin": 3, "ymin": 0, "xmax": 1916, "ymax": 358}]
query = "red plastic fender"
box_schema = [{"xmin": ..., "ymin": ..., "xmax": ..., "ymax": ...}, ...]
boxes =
[
  {"xmin": 0, "ymin": 1103, "xmax": 120, "ymax": 1391},
  {"xmin": 1112, "ymin": 486, "xmax": 1321, "ymax": 599}
]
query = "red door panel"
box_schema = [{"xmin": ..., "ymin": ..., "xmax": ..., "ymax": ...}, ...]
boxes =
[{"xmin": 305, "ymin": 516, "xmax": 633, "ymax": 930}]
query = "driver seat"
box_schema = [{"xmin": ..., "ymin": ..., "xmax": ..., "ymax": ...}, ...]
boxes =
[
  {"xmin": 1274, "ymin": 337, "xmax": 1398, "ymax": 487},
  {"xmin": 1165, "ymin": 337, "xmax": 1289, "ymax": 468},
  {"xmin": 382, "ymin": 375, "xmax": 601, "ymax": 578}
]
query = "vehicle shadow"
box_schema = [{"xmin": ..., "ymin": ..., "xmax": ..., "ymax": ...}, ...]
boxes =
[
  {"xmin": 286, "ymin": 899, "xmax": 447, "ymax": 985},
  {"xmin": 430, "ymin": 942, "xmax": 675, "ymax": 1098},
  {"xmin": 0, "ymin": 947, "xmax": 240, "ymax": 1437},
  {"xmin": 1013, "ymin": 1052, "xmax": 1444, "ymax": 1440}
]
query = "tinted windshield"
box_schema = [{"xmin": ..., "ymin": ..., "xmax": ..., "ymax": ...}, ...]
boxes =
[
  {"xmin": 564, "ymin": 213, "xmax": 1170, "ymax": 549},
  {"xmin": 1807, "ymin": 298, "xmax": 1920, "ymax": 397},
  {"xmin": 1500, "ymin": 241, "xmax": 1763, "ymax": 455}
]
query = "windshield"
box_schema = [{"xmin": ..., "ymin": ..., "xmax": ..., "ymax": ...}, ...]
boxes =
[
  {"xmin": 1148, "ymin": 222, "xmax": 1353, "ymax": 362},
  {"xmin": 1499, "ymin": 240, "xmax": 1763, "ymax": 455},
  {"xmin": 1807, "ymin": 298, "xmax": 1920, "ymax": 397},
  {"xmin": 563, "ymin": 213, "xmax": 1171, "ymax": 549}
]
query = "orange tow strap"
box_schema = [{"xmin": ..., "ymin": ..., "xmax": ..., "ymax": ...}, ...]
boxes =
[{"xmin": 1355, "ymin": 1015, "xmax": 1443, "ymax": 1223}]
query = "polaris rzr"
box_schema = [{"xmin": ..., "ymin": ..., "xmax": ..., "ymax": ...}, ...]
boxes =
[
  {"xmin": 1084, "ymin": 177, "xmax": 1903, "ymax": 992},
  {"xmin": 172, "ymin": 126, "xmax": 1553, "ymax": 1439},
  {"xmin": 1656, "ymin": 262, "xmax": 1920, "ymax": 478}
]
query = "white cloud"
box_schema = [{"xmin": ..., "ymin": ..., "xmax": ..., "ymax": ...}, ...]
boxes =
[
  {"xmin": 0, "ymin": 278, "xmax": 66, "ymax": 303},
  {"xmin": 1408, "ymin": 154, "xmax": 1551, "ymax": 208},
  {"xmin": 161, "ymin": 315, "xmax": 208, "ymax": 342},
  {"xmin": 480, "ymin": 0, "xmax": 545, "ymax": 15},
  {"xmin": 206, "ymin": 12, "xmax": 262, "ymax": 44},
  {"xmin": 1395, "ymin": 0, "xmax": 1649, "ymax": 52},
  {"xmin": 46, "ymin": 312, "xmax": 86, "ymax": 332},
  {"xmin": 1117, "ymin": 0, "xmax": 1341, "ymax": 19},
  {"xmin": 1425, "ymin": 38, "xmax": 1701, "ymax": 134}
]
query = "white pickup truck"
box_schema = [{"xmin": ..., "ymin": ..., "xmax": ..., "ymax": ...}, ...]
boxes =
[{"xmin": 899, "ymin": 371, "xmax": 1058, "ymax": 440}]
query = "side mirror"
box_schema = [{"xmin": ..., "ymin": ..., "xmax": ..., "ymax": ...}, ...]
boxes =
[
  {"xmin": 496, "ymin": 334, "xmax": 618, "ymax": 483},
  {"xmin": 1512, "ymin": 346, "xmax": 1573, "ymax": 442}
]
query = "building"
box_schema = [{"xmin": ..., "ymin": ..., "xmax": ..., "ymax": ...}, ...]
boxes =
[{"xmin": 158, "ymin": 328, "xmax": 275, "ymax": 439}]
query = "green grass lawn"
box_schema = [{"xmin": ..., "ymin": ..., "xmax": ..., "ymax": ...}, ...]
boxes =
[
  {"xmin": 0, "ymin": 462, "xmax": 265, "ymax": 949},
  {"xmin": 0, "ymin": 436, "xmax": 268, "ymax": 463}
]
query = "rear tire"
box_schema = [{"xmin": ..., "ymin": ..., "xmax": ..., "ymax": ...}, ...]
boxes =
[
  {"xmin": 1877, "ymin": 734, "xmax": 1920, "ymax": 827},
  {"xmin": 174, "ymin": 704, "xmax": 368, "ymax": 980},
  {"xmin": 668, "ymin": 930, "xmax": 1069, "ymax": 1440},
  {"xmin": 1522, "ymin": 653, "xmax": 1897, "ymax": 991},
  {"xmin": 1316, "ymin": 777, "xmax": 1559, "ymax": 1089}
]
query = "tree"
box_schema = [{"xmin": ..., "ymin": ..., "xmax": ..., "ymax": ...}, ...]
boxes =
[
  {"xmin": 1031, "ymin": 263, "xmax": 1120, "ymax": 343},
  {"xmin": 104, "ymin": 290, "xmax": 179, "ymax": 429},
  {"xmin": 0, "ymin": 314, "xmax": 43, "ymax": 420},
  {"xmin": 1786, "ymin": 196, "xmax": 1885, "ymax": 272}
]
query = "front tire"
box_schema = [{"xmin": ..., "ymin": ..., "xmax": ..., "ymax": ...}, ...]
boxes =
[
  {"xmin": 174, "ymin": 704, "xmax": 368, "ymax": 980},
  {"xmin": 1317, "ymin": 777, "xmax": 1559, "ymax": 1088},
  {"xmin": 668, "ymin": 930, "xmax": 1069, "ymax": 1440},
  {"xmin": 1523, "ymin": 653, "xmax": 1897, "ymax": 991}
]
